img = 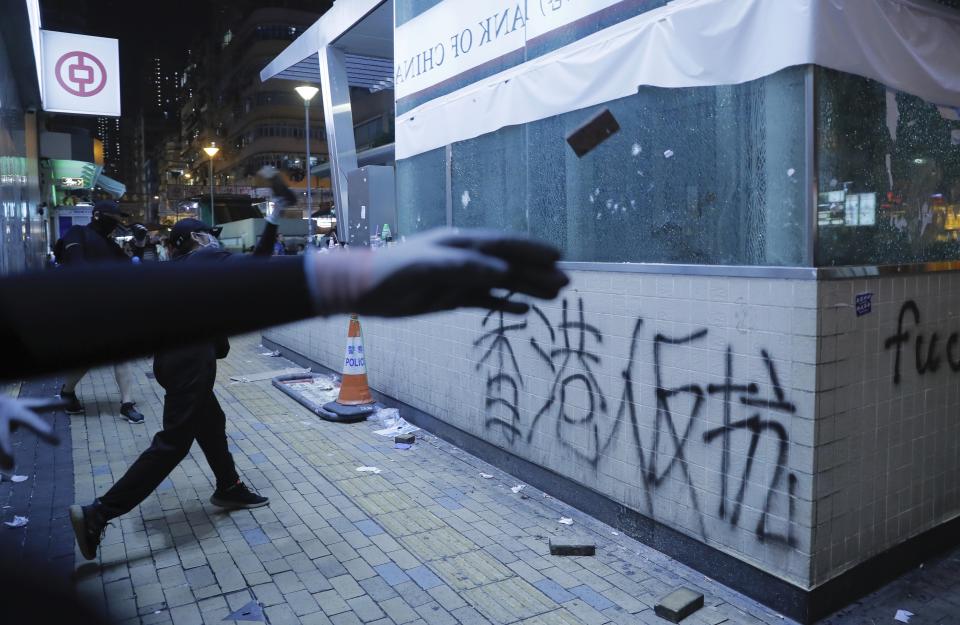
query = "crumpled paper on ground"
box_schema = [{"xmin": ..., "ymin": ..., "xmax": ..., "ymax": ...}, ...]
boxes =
[
  {"xmin": 356, "ymin": 466, "xmax": 382, "ymax": 474},
  {"xmin": 4, "ymin": 516, "xmax": 28, "ymax": 528},
  {"xmin": 371, "ymin": 408, "xmax": 420, "ymax": 438},
  {"xmin": 895, "ymin": 610, "xmax": 914, "ymax": 623}
]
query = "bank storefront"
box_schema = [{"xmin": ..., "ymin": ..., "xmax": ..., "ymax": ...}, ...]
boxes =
[{"xmin": 262, "ymin": 1, "xmax": 960, "ymax": 620}]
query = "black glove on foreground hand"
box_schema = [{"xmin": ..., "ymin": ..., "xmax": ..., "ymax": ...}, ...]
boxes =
[
  {"xmin": 0, "ymin": 397, "xmax": 60, "ymax": 471},
  {"xmin": 307, "ymin": 229, "xmax": 569, "ymax": 317}
]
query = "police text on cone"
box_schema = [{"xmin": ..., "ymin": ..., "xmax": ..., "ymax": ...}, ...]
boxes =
[{"xmin": 335, "ymin": 314, "xmax": 374, "ymax": 405}]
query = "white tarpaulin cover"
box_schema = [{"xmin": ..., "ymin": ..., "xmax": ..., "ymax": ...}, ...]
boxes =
[{"xmin": 396, "ymin": 0, "xmax": 960, "ymax": 160}]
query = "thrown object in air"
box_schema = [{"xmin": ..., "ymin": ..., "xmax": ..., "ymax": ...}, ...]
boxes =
[
  {"xmin": 323, "ymin": 314, "xmax": 377, "ymax": 422},
  {"xmin": 566, "ymin": 108, "xmax": 620, "ymax": 157}
]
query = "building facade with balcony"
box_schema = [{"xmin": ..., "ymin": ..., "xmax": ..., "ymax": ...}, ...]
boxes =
[{"xmin": 178, "ymin": 7, "xmax": 328, "ymax": 221}]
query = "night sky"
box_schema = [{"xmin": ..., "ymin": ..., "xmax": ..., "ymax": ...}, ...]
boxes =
[{"xmin": 40, "ymin": 0, "xmax": 217, "ymax": 114}]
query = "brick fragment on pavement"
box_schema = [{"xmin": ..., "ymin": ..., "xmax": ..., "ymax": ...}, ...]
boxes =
[
  {"xmin": 548, "ymin": 536, "xmax": 596, "ymax": 557},
  {"xmin": 394, "ymin": 434, "xmax": 415, "ymax": 445},
  {"xmin": 655, "ymin": 587, "xmax": 704, "ymax": 623}
]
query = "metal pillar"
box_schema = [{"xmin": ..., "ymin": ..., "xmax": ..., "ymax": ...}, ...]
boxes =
[
  {"xmin": 318, "ymin": 45, "xmax": 359, "ymax": 244},
  {"xmin": 208, "ymin": 158, "xmax": 215, "ymax": 226},
  {"xmin": 305, "ymin": 100, "xmax": 314, "ymax": 245}
]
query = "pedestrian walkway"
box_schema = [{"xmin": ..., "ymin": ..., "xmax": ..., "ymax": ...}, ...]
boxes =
[{"xmin": 64, "ymin": 335, "xmax": 958, "ymax": 625}]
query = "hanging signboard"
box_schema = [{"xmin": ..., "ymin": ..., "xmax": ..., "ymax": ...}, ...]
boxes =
[
  {"xmin": 40, "ymin": 30, "xmax": 121, "ymax": 116},
  {"xmin": 394, "ymin": 0, "xmax": 626, "ymax": 101}
]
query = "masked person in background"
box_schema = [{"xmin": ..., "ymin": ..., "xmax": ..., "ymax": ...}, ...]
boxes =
[{"xmin": 56, "ymin": 200, "xmax": 146, "ymax": 425}]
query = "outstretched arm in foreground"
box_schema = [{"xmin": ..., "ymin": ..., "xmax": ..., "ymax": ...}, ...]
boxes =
[{"xmin": 0, "ymin": 228, "xmax": 568, "ymax": 379}]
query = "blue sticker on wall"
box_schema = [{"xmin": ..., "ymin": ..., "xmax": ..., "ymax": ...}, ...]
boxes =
[{"xmin": 856, "ymin": 292, "xmax": 873, "ymax": 317}]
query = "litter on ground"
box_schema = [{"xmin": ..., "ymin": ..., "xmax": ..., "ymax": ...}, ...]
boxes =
[
  {"xmin": 372, "ymin": 409, "xmax": 419, "ymax": 438},
  {"xmin": 511, "ymin": 485, "xmax": 525, "ymax": 494},
  {"xmin": 356, "ymin": 466, "xmax": 382, "ymax": 474},
  {"xmin": 479, "ymin": 473, "xmax": 493, "ymax": 479},
  {"xmin": 230, "ymin": 367, "xmax": 311, "ymax": 383},
  {"xmin": 4, "ymin": 516, "xmax": 28, "ymax": 528},
  {"xmin": 559, "ymin": 517, "xmax": 574, "ymax": 525}
]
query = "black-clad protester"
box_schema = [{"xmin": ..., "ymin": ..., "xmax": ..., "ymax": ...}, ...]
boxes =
[
  {"xmin": 56, "ymin": 200, "xmax": 146, "ymax": 424},
  {"xmin": 69, "ymin": 169, "xmax": 294, "ymax": 558},
  {"xmin": 68, "ymin": 219, "xmax": 273, "ymax": 560}
]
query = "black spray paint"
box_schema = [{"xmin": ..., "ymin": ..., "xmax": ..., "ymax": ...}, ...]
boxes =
[{"xmin": 476, "ymin": 298, "xmax": 799, "ymax": 547}]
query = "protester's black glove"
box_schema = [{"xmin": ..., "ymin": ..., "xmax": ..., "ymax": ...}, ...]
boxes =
[
  {"xmin": 310, "ymin": 228, "xmax": 569, "ymax": 317},
  {"xmin": 0, "ymin": 397, "xmax": 60, "ymax": 471}
]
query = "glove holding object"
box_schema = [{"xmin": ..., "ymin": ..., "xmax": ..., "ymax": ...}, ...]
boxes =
[{"xmin": 256, "ymin": 166, "xmax": 297, "ymax": 225}]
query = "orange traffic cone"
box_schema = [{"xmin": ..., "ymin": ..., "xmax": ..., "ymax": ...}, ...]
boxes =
[{"xmin": 322, "ymin": 314, "xmax": 377, "ymax": 422}]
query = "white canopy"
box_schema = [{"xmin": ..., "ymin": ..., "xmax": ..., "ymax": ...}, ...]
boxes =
[{"xmin": 396, "ymin": 0, "xmax": 960, "ymax": 160}]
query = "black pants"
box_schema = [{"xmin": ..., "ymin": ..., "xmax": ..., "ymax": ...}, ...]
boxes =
[{"xmin": 97, "ymin": 344, "xmax": 239, "ymax": 519}]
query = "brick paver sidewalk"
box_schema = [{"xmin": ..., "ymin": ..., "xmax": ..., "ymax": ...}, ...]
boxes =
[{"xmin": 68, "ymin": 334, "xmax": 908, "ymax": 625}]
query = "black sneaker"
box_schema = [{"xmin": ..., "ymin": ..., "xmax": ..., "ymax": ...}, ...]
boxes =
[
  {"xmin": 59, "ymin": 389, "xmax": 84, "ymax": 414},
  {"xmin": 69, "ymin": 503, "xmax": 108, "ymax": 561},
  {"xmin": 210, "ymin": 480, "xmax": 269, "ymax": 509},
  {"xmin": 120, "ymin": 402, "xmax": 144, "ymax": 424}
]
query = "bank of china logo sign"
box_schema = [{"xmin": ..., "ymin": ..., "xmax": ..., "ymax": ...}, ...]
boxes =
[
  {"xmin": 41, "ymin": 30, "xmax": 120, "ymax": 116},
  {"xmin": 55, "ymin": 51, "xmax": 108, "ymax": 97}
]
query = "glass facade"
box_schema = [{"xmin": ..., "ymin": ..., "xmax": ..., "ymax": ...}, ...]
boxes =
[
  {"xmin": 395, "ymin": 0, "xmax": 960, "ymax": 268},
  {"xmin": 0, "ymin": 34, "xmax": 44, "ymax": 274},
  {"xmin": 815, "ymin": 68, "xmax": 960, "ymax": 266},
  {"xmin": 448, "ymin": 69, "xmax": 807, "ymax": 265}
]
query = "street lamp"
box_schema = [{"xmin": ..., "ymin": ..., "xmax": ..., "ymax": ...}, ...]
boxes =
[
  {"xmin": 295, "ymin": 85, "xmax": 319, "ymax": 246},
  {"xmin": 203, "ymin": 143, "xmax": 220, "ymax": 226}
]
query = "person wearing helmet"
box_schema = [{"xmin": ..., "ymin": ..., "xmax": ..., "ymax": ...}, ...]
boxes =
[{"xmin": 56, "ymin": 200, "xmax": 146, "ymax": 425}]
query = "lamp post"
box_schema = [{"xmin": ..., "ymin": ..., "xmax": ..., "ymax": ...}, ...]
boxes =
[
  {"xmin": 295, "ymin": 85, "xmax": 319, "ymax": 247},
  {"xmin": 203, "ymin": 144, "xmax": 220, "ymax": 226}
]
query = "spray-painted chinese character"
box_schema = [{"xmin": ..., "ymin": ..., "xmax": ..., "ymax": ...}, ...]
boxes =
[{"xmin": 474, "ymin": 309, "xmax": 527, "ymax": 442}]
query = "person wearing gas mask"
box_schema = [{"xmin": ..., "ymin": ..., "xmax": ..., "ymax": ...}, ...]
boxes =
[{"xmin": 56, "ymin": 200, "xmax": 146, "ymax": 425}]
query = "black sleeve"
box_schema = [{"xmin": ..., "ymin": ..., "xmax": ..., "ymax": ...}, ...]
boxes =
[
  {"xmin": 252, "ymin": 222, "xmax": 279, "ymax": 257},
  {"xmin": 0, "ymin": 257, "xmax": 316, "ymax": 380}
]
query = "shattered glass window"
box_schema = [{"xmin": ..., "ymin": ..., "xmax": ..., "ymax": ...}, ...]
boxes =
[
  {"xmin": 816, "ymin": 68, "xmax": 960, "ymax": 266},
  {"xmin": 447, "ymin": 67, "xmax": 808, "ymax": 265},
  {"xmin": 396, "ymin": 147, "xmax": 447, "ymax": 235}
]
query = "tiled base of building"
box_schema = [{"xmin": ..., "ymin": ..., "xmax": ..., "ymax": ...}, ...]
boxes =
[{"xmin": 264, "ymin": 336, "xmax": 960, "ymax": 624}]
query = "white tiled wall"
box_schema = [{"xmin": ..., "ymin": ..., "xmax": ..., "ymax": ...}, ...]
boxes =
[
  {"xmin": 266, "ymin": 270, "xmax": 819, "ymax": 586},
  {"xmin": 813, "ymin": 274, "xmax": 960, "ymax": 585}
]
